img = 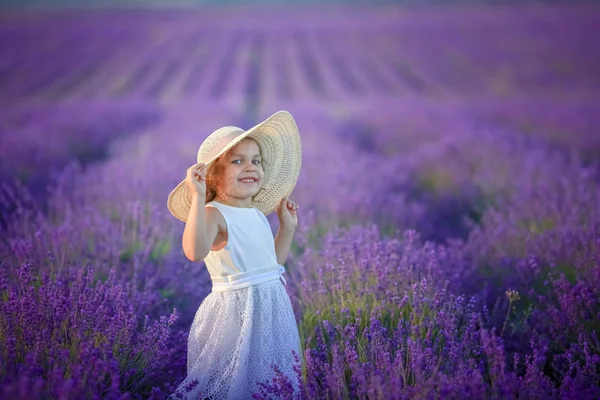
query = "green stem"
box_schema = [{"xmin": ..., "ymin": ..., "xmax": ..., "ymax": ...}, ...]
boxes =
[{"xmin": 500, "ymin": 300, "xmax": 512, "ymax": 338}]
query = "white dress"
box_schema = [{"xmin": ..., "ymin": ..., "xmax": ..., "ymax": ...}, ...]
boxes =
[{"xmin": 169, "ymin": 201, "xmax": 303, "ymax": 400}]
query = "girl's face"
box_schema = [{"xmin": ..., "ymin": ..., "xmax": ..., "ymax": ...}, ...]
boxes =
[{"xmin": 212, "ymin": 138, "xmax": 264, "ymax": 205}]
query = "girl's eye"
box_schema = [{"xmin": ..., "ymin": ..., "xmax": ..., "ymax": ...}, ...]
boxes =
[{"xmin": 231, "ymin": 159, "xmax": 261, "ymax": 165}]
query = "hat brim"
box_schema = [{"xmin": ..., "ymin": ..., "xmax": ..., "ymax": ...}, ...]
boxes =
[{"xmin": 167, "ymin": 110, "xmax": 302, "ymax": 222}]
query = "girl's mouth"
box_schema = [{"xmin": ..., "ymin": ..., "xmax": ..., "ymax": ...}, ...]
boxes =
[{"xmin": 239, "ymin": 178, "xmax": 258, "ymax": 184}]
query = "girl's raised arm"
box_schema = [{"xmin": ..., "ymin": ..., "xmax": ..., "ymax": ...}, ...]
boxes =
[
  {"xmin": 181, "ymin": 162, "xmax": 221, "ymax": 262},
  {"xmin": 182, "ymin": 194, "xmax": 221, "ymax": 262}
]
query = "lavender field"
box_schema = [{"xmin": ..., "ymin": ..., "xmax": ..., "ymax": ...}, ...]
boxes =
[{"xmin": 1, "ymin": 3, "xmax": 600, "ymax": 399}]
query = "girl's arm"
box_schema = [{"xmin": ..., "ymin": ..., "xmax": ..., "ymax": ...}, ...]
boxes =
[
  {"xmin": 274, "ymin": 225, "xmax": 295, "ymax": 265},
  {"xmin": 182, "ymin": 193, "xmax": 220, "ymax": 262},
  {"xmin": 274, "ymin": 196, "xmax": 299, "ymax": 265}
]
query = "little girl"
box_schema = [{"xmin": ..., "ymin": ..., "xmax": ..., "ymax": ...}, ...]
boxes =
[{"xmin": 166, "ymin": 111, "xmax": 303, "ymax": 399}]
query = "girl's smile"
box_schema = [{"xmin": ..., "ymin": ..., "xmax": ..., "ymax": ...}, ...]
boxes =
[{"xmin": 239, "ymin": 177, "xmax": 258, "ymax": 184}]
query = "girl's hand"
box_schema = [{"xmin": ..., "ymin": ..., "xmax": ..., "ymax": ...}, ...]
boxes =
[
  {"xmin": 185, "ymin": 162, "xmax": 207, "ymax": 198},
  {"xmin": 276, "ymin": 196, "xmax": 299, "ymax": 230}
]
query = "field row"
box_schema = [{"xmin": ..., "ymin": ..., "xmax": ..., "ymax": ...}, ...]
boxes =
[{"xmin": 1, "ymin": 7, "xmax": 599, "ymax": 103}]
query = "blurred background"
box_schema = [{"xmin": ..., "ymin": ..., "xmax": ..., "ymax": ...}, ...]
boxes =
[
  {"xmin": 2, "ymin": 0, "xmax": 600, "ymax": 235},
  {"xmin": 2, "ymin": 0, "xmax": 599, "ymax": 201}
]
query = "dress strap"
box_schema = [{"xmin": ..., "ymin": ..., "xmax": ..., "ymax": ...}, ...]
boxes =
[{"xmin": 205, "ymin": 201, "xmax": 235, "ymax": 226}]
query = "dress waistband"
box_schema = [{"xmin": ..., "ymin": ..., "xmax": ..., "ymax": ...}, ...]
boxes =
[{"xmin": 211, "ymin": 264, "xmax": 287, "ymax": 292}]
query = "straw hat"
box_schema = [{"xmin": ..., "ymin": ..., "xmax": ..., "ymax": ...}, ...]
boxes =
[{"xmin": 167, "ymin": 110, "xmax": 302, "ymax": 222}]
